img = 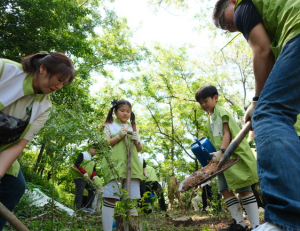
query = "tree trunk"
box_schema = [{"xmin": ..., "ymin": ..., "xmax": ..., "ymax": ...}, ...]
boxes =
[{"xmin": 34, "ymin": 143, "xmax": 46, "ymax": 173}]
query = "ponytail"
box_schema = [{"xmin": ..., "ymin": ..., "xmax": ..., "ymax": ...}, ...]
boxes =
[
  {"xmin": 130, "ymin": 111, "xmax": 136, "ymax": 126},
  {"xmin": 22, "ymin": 51, "xmax": 75, "ymax": 84}
]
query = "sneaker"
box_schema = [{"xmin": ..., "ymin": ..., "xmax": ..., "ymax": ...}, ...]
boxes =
[
  {"xmin": 252, "ymin": 222, "xmax": 283, "ymax": 231},
  {"xmin": 83, "ymin": 208, "xmax": 95, "ymax": 213},
  {"xmin": 219, "ymin": 220, "xmax": 247, "ymax": 231}
]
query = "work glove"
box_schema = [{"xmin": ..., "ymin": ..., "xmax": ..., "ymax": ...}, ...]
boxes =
[
  {"xmin": 117, "ymin": 127, "xmax": 127, "ymax": 140},
  {"xmin": 98, "ymin": 185, "xmax": 104, "ymax": 193},
  {"xmin": 211, "ymin": 151, "xmax": 223, "ymax": 161},
  {"xmin": 131, "ymin": 131, "xmax": 140, "ymax": 145},
  {"xmin": 83, "ymin": 173, "xmax": 89, "ymax": 180},
  {"xmin": 145, "ymin": 174, "xmax": 149, "ymax": 179},
  {"xmin": 244, "ymin": 101, "xmax": 257, "ymax": 123},
  {"xmin": 92, "ymin": 176, "xmax": 97, "ymax": 181}
]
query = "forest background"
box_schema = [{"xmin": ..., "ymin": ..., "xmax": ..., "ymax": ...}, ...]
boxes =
[{"xmin": 1, "ymin": 0, "xmax": 255, "ymax": 230}]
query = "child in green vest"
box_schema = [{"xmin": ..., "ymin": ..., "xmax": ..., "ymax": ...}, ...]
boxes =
[
  {"xmin": 73, "ymin": 144, "xmax": 98, "ymax": 213},
  {"xmin": 101, "ymin": 100, "xmax": 143, "ymax": 231},
  {"xmin": 195, "ymin": 85, "xmax": 259, "ymax": 231}
]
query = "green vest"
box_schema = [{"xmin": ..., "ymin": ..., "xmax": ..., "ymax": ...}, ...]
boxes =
[
  {"xmin": 83, "ymin": 189, "xmax": 88, "ymax": 197},
  {"xmin": 94, "ymin": 176, "xmax": 103, "ymax": 186},
  {"xmin": 294, "ymin": 115, "xmax": 300, "ymax": 136},
  {"xmin": 208, "ymin": 104, "xmax": 259, "ymax": 190},
  {"xmin": 0, "ymin": 59, "xmax": 51, "ymax": 177},
  {"xmin": 102, "ymin": 120, "xmax": 143, "ymax": 184},
  {"xmin": 145, "ymin": 166, "xmax": 159, "ymax": 183},
  {"xmin": 235, "ymin": 0, "xmax": 300, "ymax": 60},
  {"xmin": 72, "ymin": 152, "xmax": 96, "ymax": 179}
]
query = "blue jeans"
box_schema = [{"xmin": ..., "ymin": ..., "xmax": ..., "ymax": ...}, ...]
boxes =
[
  {"xmin": 0, "ymin": 170, "xmax": 26, "ymax": 230},
  {"xmin": 253, "ymin": 33, "xmax": 300, "ymax": 231}
]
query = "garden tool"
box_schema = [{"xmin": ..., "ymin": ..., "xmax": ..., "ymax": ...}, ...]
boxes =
[
  {"xmin": 179, "ymin": 121, "xmax": 252, "ymax": 192},
  {"xmin": 71, "ymin": 164, "xmax": 97, "ymax": 188},
  {"xmin": 124, "ymin": 123, "xmax": 137, "ymax": 199},
  {"xmin": 0, "ymin": 202, "xmax": 29, "ymax": 231}
]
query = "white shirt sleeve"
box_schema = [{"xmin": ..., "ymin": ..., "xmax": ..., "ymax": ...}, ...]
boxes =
[
  {"xmin": 103, "ymin": 125, "xmax": 111, "ymax": 139},
  {"xmin": 23, "ymin": 110, "xmax": 50, "ymax": 141}
]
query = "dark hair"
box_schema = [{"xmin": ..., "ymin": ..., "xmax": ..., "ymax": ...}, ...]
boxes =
[
  {"xmin": 195, "ymin": 85, "xmax": 219, "ymax": 102},
  {"xmin": 89, "ymin": 142, "xmax": 98, "ymax": 149},
  {"xmin": 22, "ymin": 52, "xmax": 75, "ymax": 84},
  {"xmin": 212, "ymin": 0, "xmax": 230, "ymax": 28},
  {"xmin": 105, "ymin": 99, "xmax": 136, "ymax": 125}
]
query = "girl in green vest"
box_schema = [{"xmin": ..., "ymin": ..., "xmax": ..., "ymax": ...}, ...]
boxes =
[
  {"xmin": 101, "ymin": 100, "xmax": 143, "ymax": 231},
  {"xmin": 195, "ymin": 85, "xmax": 259, "ymax": 231},
  {"xmin": 0, "ymin": 52, "xmax": 75, "ymax": 229}
]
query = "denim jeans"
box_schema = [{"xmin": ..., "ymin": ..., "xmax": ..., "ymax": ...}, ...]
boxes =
[
  {"xmin": 253, "ymin": 33, "xmax": 300, "ymax": 231},
  {"xmin": 0, "ymin": 170, "xmax": 26, "ymax": 230}
]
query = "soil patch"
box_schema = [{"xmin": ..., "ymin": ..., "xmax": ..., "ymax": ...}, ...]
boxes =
[{"xmin": 179, "ymin": 159, "xmax": 240, "ymax": 192}]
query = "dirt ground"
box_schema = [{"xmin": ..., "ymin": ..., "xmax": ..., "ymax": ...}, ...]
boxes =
[{"xmin": 138, "ymin": 209, "xmax": 265, "ymax": 231}]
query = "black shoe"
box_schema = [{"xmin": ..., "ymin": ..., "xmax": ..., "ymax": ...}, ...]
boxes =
[{"xmin": 218, "ymin": 220, "xmax": 247, "ymax": 231}]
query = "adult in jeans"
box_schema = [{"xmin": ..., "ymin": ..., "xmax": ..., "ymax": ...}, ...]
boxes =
[
  {"xmin": 212, "ymin": 0, "xmax": 300, "ymax": 230},
  {"xmin": 72, "ymin": 144, "xmax": 98, "ymax": 213},
  {"xmin": 0, "ymin": 52, "xmax": 75, "ymax": 230}
]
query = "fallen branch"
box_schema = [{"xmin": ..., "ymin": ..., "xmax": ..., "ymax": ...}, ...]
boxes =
[{"xmin": 26, "ymin": 212, "xmax": 49, "ymax": 221}]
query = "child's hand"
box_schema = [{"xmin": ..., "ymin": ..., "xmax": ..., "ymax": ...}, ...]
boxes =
[
  {"xmin": 131, "ymin": 131, "xmax": 140, "ymax": 144},
  {"xmin": 117, "ymin": 127, "xmax": 127, "ymax": 140},
  {"xmin": 83, "ymin": 173, "xmax": 89, "ymax": 179},
  {"xmin": 211, "ymin": 151, "xmax": 222, "ymax": 161}
]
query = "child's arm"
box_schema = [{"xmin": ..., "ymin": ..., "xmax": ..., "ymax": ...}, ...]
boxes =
[
  {"xmin": 103, "ymin": 126, "xmax": 126, "ymax": 147},
  {"xmin": 220, "ymin": 122, "xmax": 231, "ymax": 152},
  {"xmin": 211, "ymin": 122, "xmax": 231, "ymax": 161}
]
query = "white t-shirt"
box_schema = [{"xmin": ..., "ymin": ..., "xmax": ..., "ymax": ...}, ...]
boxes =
[
  {"xmin": 1, "ymin": 95, "xmax": 49, "ymax": 141},
  {"xmin": 210, "ymin": 113, "xmax": 228, "ymax": 138}
]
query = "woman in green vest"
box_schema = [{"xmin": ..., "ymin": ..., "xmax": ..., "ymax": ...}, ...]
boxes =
[
  {"xmin": 0, "ymin": 52, "xmax": 75, "ymax": 229},
  {"xmin": 212, "ymin": 0, "xmax": 300, "ymax": 230}
]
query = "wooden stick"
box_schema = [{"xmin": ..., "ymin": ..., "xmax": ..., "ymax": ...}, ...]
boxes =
[
  {"xmin": 71, "ymin": 164, "xmax": 97, "ymax": 187},
  {"xmin": 0, "ymin": 202, "xmax": 29, "ymax": 231},
  {"xmin": 126, "ymin": 124, "xmax": 137, "ymax": 199}
]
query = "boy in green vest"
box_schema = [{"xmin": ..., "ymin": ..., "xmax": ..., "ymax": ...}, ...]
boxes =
[
  {"xmin": 212, "ymin": 1, "xmax": 300, "ymax": 230},
  {"xmin": 195, "ymin": 85, "xmax": 259, "ymax": 231}
]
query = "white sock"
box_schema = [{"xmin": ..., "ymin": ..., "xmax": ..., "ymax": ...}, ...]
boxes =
[
  {"xmin": 130, "ymin": 207, "xmax": 138, "ymax": 216},
  {"xmin": 225, "ymin": 196, "xmax": 245, "ymax": 227},
  {"xmin": 102, "ymin": 200, "xmax": 115, "ymax": 231},
  {"xmin": 241, "ymin": 193, "xmax": 260, "ymax": 228}
]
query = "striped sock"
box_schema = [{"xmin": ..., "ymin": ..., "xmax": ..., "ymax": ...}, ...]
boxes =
[
  {"xmin": 241, "ymin": 193, "xmax": 259, "ymax": 228},
  {"xmin": 102, "ymin": 200, "xmax": 115, "ymax": 231},
  {"xmin": 225, "ymin": 196, "xmax": 245, "ymax": 227}
]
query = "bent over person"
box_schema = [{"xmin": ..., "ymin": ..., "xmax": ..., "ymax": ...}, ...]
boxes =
[
  {"xmin": 212, "ymin": 0, "xmax": 300, "ymax": 230},
  {"xmin": 0, "ymin": 52, "xmax": 75, "ymax": 230},
  {"xmin": 73, "ymin": 144, "xmax": 98, "ymax": 213}
]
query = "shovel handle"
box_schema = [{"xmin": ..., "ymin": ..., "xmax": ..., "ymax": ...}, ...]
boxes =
[
  {"xmin": 218, "ymin": 121, "xmax": 252, "ymax": 169},
  {"xmin": 0, "ymin": 202, "xmax": 30, "ymax": 231}
]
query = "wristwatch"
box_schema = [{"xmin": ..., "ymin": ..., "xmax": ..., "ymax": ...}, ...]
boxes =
[{"xmin": 219, "ymin": 148, "xmax": 226, "ymax": 154}]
